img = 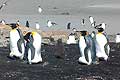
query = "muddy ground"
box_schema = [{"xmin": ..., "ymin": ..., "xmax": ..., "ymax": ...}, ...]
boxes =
[{"xmin": 0, "ymin": 42, "xmax": 120, "ymax": 80}]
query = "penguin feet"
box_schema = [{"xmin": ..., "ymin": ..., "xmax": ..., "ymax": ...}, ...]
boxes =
[
  {"xmin": 98, "ymin": 57, "xmax": 108, "ymax": 61},
  {"xmin": 7, "ymin": 55, "xmax": 20, "ymax": 60}
]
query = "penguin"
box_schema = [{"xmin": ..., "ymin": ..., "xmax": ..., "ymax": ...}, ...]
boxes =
[
  {"xmin": 54, "ymin": 39, "xmax": 65, "ymax": 59},
  {"xmin": 78, "ymin": 31, "xmax": 97, "ymax": 65},
  {"xmin": 67, "ymin": 22, "xmax": 71, "ymax": 29},
  {"xmin": 26, "ymin": 21, "xmax": 30, "ymax": 28},
  {"xmin": 81, "ymin": 19, "xmax": 85, "ymax": 26},
  {"xmin": 47, "ymin": 20, "xmax": 57, "ymax": 28},
  {"xmin": 38, "ymin": 6, "xmax": 42, "ymax": 13},
  {"xmin": 16, "ymin": 20, "xmax": 20, "ymax": 25},
  {"xmin": 0, "ymin": 1, "xmax": 7, "ymax": 10},
  {"xmin": 0, "ymin": 20, "xmax": 6, "ymax": 25},
  {"xmin": 67, "ymin": 33, "xmax": 77, "ymax": 44},
  {"xmin": 89, "ymin": 16, "xmax": 95, "ymax": 27},
  {"xmin": 9, "ymin": 24, "xmax": 25, "ymax": 59},
  {"xmin": 35, "ymin": 22, "xmax": 40, "ymax": 30},
  {"xmin": 95, "ymin": 23, "xmax": 106, "ymax": 30},
  {"xmin": 115, "ymin": 33, "xmax": 120, "ymax": 49},
  {"xmin": 24, "ymin": 31, "xmax": 42, "ymax": 64},
  {"xmin": 95, "ymin": 28, "xmax": 110, "ymax": 61}
]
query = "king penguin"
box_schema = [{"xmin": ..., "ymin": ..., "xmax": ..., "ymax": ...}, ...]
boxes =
[
  {"xmin": 95, "ymin": 28, "xmax": 110, "ymax": 61},
  {"xmin": 9, "ymin": 24, "xmax": 25, "ymax": 59},
  {"xmin": 24, "ymin": 31, "xmax": 42, "ymax": 64},
  {"xmin": 78, "ymin": 31, "xmax": 97, "ymax": 65}
]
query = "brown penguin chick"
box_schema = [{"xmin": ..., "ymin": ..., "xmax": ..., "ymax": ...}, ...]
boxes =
[{"xmin": 54, "ymin": 39, "xmax": 65, "ymax": 59}]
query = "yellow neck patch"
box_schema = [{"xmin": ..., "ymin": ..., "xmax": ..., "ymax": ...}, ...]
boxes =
[
  {"xmin": 11, "ymin": 29, "xmax": 16, "ymax": 32},
  {"xmin": 97, "ymin": 32, "xmax": 102, "ymax": 35},
  {"xmin": 31, "ymin": 32, "xmax": 37, "ymax": 36}
]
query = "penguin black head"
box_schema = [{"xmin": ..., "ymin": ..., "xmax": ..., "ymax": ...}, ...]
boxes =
[
  {"xmin": 9, "ymin": 23, "xmax": 18, "ymax": 29},
  {"xmin": 80, "ymin": 30, "xmax": 88, "ymax": 36},
  {"xmin": 116, "ymin": 33, "xmax": 120, "ymax": 35},
  {"xmin": 24, "ymin": 32, "xmax": 32, "ymax": 41},
  {"xmin": 69, "ymin": 33, "xmax": 75, "ymax": 36},
  {"xmin": 89, "ymin": 16, "xmax": 91, "ymax": 18},
  {"xmin": 97, "ymin": 28, "xmax": 104, "ymax": 32}
]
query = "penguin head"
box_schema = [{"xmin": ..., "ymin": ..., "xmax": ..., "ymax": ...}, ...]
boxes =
[
  {"xmin": 80, "ymin": 30, "xmax": 88, "ymax": 36},
  {"xmin": 9, "ymin": 23, "xmax": 18, "ymax": 29},
  {"xmin": 116, "ymin": 33, "xmax": 120, "ymax": 35},
  {"xmin": 97, "ymin": 28, "xmax": 104, "ymax": 33}
]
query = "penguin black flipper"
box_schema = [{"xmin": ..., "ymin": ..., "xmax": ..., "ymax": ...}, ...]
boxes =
[
  {"xmin": 29, "ymin": 43, "xmax": 35, "ymax": 60},
  {"xmin": 104, "ymin": 43, "xmax": 109, "ymax": 56},
  {"xmin": 84, "ymin": 47, "xmax": 89, "ymax": 62},
  {"xmin": 17, "ymin": 39, "xmax": 23, "ymax": 53},
  {"xmin": 16, "ymin": 28, "xmax": 25, "ymax": 53}
]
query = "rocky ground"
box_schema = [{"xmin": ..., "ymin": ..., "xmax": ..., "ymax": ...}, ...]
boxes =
[{"xmin": 0, "ymin": 42, "xmax": 120, "ymax": 80}]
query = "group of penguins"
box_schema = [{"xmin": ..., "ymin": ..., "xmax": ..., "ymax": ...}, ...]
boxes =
[
  {"xmin": 9, "ymin": 16, "xmax": 110, "ymax": 65},
  {"xmin": 78, "ymin": 29, "xmax": 110, "ymax": 65},
  {"xmin": 67, "ymin": 16, "xmax": 110, "ymax": 65},
  {"xmin": 9, "ymin": 24, "xmax": 42, "ymax": 64}
]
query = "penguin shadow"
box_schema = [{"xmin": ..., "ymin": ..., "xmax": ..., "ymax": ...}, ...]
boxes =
[
  {"xmin": 7, "ymin": 55, "xmax": 20, "ymax": 60},
  {"xmin": 78, "ymin": 61, "xmax": 89, "ymax": 65}
]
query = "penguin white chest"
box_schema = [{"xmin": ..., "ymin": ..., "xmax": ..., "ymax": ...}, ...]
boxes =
[
  {"xmin": 79, "ymin": 36, "xmax": 87, "ymax": 54},
  {"xmin": 32, "ymin": 33, "xmax": 41, "ymax": 48},
  {"xmin": 10, "ymin": 29, "xmax": 24, "ymax": 59},
  {"xmin": 96, "ymin": 34, "xmax": 107, "ymax": 46},
  {"xmin": 116, "ymin": 34, "xmax": 120, "ymax": 43},
  {"xmin": 79, "ymin": 36, "xmax": 92, "ymax": 65},
  {"xmin": 10, "ymin": 30, "xmax": 20, "ymax": 48},
  {"xmin": 95, "ymin": 34, "xmax": 108, "ymax": 60}
]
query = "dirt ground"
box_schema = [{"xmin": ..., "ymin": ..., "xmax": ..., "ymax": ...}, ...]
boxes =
[{"xmin": 0, "ymin": 42, "xmax": 120, "ymax": 80}]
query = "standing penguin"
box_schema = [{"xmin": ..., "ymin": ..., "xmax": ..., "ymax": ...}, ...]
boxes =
[
  {"xmin": 89, "ymin": 16, "xmax": 95, "ymax": 27},
  {"xmin": 26, "ymin": 21, "xmax": 30, "ymax": 28},
  {"xmin": 24, "ymin": 31, "xmax": 42, "ymax": 64},
  {"xmin": 38, "ymin": 6, "xmax": 42, "ymax": 13},
  {"xmin": 47, "ymin": 20, "xmax": 57, "ymax": 28},
  {"xmin": 67, "ymin": 22, "xmax": 71, "ymax": 29},
  {"xmin": 81, "ymin": 19, "xmax": 85, "ymax": 26},
  {"xmin": 78, "ymin": 31, "xmax": 97, "ymax": 65},
  {"xmin": 115, "ymin": 33, "xmax": 120, "ymax": 49},
  {"xmin": 9, "ymin": 24, "xmax": 25, "ymax": 59},
  {"xmin": 35, "ymin": 22, "xmax": 40, "ymax": 30},
  {"xmin": 0, "ymin": 20, "xmax": 6, "ymax": 25},
  {"xmin": 95, "ymin": 28, "xmax": 110, "ymax": 61},
  {"xmin": 67, "ymin": 33, "xmax": 77, "ymax": 44}
]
